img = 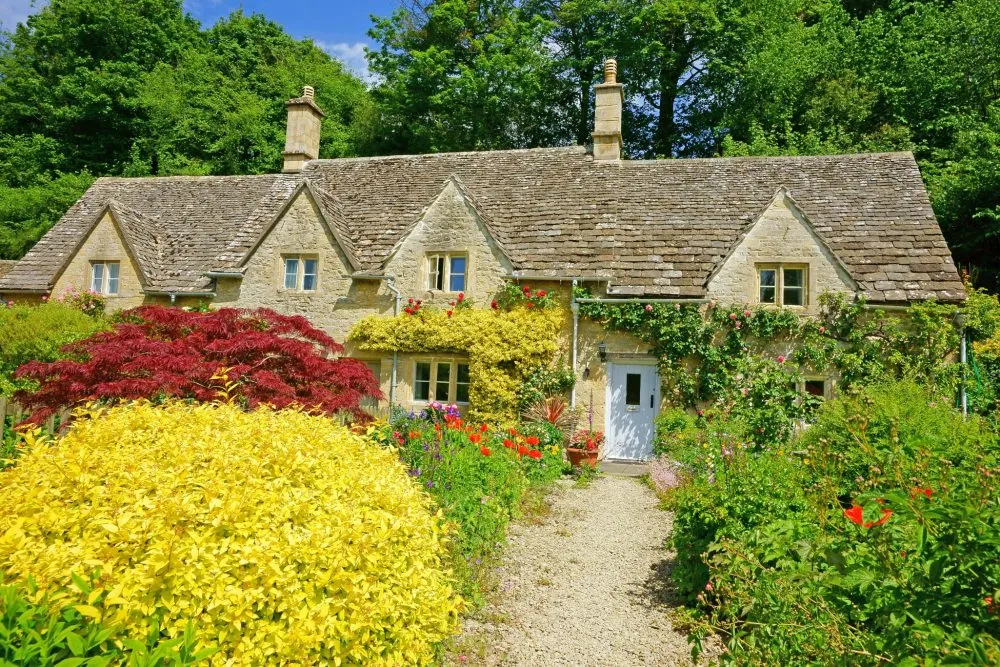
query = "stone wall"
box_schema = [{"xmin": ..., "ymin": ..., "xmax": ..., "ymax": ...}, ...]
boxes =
[
  {"xmin": 708, "ymin": 191, "xmax": 855, "ymax": 312},
  {"xmin": 51, "ymin": 212, "xmax": 146, "ymax": 309}
]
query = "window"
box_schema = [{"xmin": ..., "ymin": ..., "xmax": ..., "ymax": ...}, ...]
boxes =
[
  {"xmin": 414, "ymin": 360, "xmax": 471, "ymax": 404},
  {"xmin": 625, "ymin": 373, "xmax": 642, "ymax": 406},
  {"xmin": 757, "ymin": 264, "xmax": 808, "ymax": 306},
  {"xmin": 426, "ymin": 253, "xmax": 467, "ymax": 292},
  {"xmin": 804, "ymin": 379, "xmax": 827, "ymax": 398},
  {"xmin": 90, "ymin": 261, "xmax": 120, "ymax": 295},
  {"xmin": 282, "ymin": 255, "xmax": 318, "ymax": 291}
]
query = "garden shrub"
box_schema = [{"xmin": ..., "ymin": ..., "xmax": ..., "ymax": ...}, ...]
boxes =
[
  {"xmin": 0, "ymin": 401, "xmax": 462, "ymax": 665},
  {"xmin": 0, "ymin": 301, "xmax": 107, "ymax": 397},
  {"xmin": 668, "ymin": 382, "xmax": 1000, "ymax": 665},
  {"xmin": 373, "ymin": 403, "xmax": 564, "ymax": 604},
  {"xmin": 14, "ymin": 306, "xmax": 380, "ymax": 424},
  {"xmin": 351, "ymin": 302, "xmax": 564, "ymax": 423}
]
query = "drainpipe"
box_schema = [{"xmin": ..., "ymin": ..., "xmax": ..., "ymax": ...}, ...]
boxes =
[
  {"xmin": 383, "ymin": 276, "xmax": 402, "ymax": 409},
  {"xmin": 957, "ymin": 312, "xmax": 968, "ymax": 418},
  {"xmin": 570, "ymin": 280, "xmax": 579, "ymax": 410}
]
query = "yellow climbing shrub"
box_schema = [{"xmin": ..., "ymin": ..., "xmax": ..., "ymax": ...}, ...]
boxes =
[
  {"xmin": 0, "ymin": 401, "xmax": 462, "ymax": 665},
  {"xmin": 350, "ymin": 305, "xmax": 565, "ymax": 423}
]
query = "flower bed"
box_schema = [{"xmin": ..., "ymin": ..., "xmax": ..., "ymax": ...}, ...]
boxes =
[{"xmin": 660, "ymin": 382, "xmax": 1000, "ymax": 664}]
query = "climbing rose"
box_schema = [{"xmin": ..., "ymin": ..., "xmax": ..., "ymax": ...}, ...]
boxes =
[
  {"xmin": 743, "ymin": 309, "xmax": 751, "ymax": 317},
  {"xmin": 729, "ymin": 312, "xmax": 738, "ymax": 320},
  {"xmin": 536, "ymin": 290, "xmax": 546, "ymax": 298},
  {"xmin": 490, "ymin": 299, "xmax": 498, "ymax": 309},
  {"xmin": 777, "ymin": 355, "xmax": 786, "ymax": 363},
  {"xmin": 480, "ymin": 446, "xmax": 491, "ymax": 457},
  {"xmin": 645, "ymin": 304, "xmax": 653, "ymax": 312},
  {"xmin": 526, "ymin": 436, "xmax": 540, "ymax": 446},
  {"xmin": 528, "ymin": 450, "xmax": 542, "ymax": 460}
]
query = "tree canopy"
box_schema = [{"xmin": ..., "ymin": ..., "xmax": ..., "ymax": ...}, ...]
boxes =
[{"xmin": 0, "ymin": 0, "xmax": 996, "ymax": 287}]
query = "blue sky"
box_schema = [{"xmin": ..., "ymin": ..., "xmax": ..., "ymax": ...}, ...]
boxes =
[{"xmin": 0, "ymin": 0, "xmax": 400, "ymax": 80}]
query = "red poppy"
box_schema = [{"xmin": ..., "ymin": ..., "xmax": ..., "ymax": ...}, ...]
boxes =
[
  {"xmin": 479, "ymin": 424, "xmax": 488, "ymax": 433},
  {"xmin": 526, "ymin": 436, "xmax": 540, "ymax": 446},
  {"xmin": 469, "ymin": 433, "xmax": 482, "ymax": 444},
  {"xmin": 517, "ymin": 445, "xmax": 529, "ymax": 456},
  {"xmin": 910, "ymin": 487, "xmax": 933, "ymax": 500},
  {"xmin": 508, "ymin": 427, "xmax": 519, "ymax": 436},
  {"xmin": 528, "ymin": 450, "xmax": 542, "ymax": 460},
  {"xmin": 503, "ymin": 439, "xmax": 514, "ymax": 448},
  {"xmin": 865, "ymin": 509, "xmax": 893, "ymax": 528},
  {"xmin": 480, "ymin": 446, "xmax": 491, "ymax": 457},
  {"xmin": 408, "ymin": 431, "xmax": 420, "ymax": 440},
  {"xmin": 844, "ymin": 505, "xmax": 864, "ymax": 525}
]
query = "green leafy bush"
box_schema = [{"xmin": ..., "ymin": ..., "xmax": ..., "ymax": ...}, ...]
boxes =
[
  {"xmin": 667, "ymin": 382, "xmax": 1000, "ymax": 665},
  {"xmin": 0, "ymin": 302, "xmax": 107, "ymax": 397}
]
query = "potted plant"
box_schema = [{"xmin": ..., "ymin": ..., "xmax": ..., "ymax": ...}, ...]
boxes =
[{"xmin": 568, "ymin": 428, "xmax": 603, "ymax": 468}]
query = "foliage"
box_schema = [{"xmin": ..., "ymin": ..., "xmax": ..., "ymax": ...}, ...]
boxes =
[
  {"xmin": 351, "ymin": 303, "xmax": 564, "ymax": 423},
  {"xmin": 0, "ymin": 302, "xmax": 108, "ymax": 397},
  {"xmin": 0, "ymin": 581, "xmax": 214, "ymax": 666},
  {"xmin": 517, "ymin": 363, "xmax": 576, "ymax": 413},
  {"xmin": 968, "ymin": 285, "xmax": 1000, "ymax": 414},
  {"xmin": 522, "ymin": 396, "xmax": 571, "ymax": 433},
  {"xmin": 0, "ymin": 401, "xmax": 462, "ymax": 664},
  {"xmin": 665, "ymin": 382, "xmax": 1000, "ymax": 665},
  {"xmin": 577, "ymin": 288, "xmax": 966, "ymax": 442},
  {"xmin": 371, "ymin": 407, "xmax": 563, "ymax": 604},
  {"xmin": 569, "ymin": 428, "xmax": 603, "ymax": 452},
  {"xmin": 0, "ymin": 172, "xmax": 95, "ymax": 259},
  {"xmin": 14, "ymin": 306, "xmax": 380, "ymax": 424}
]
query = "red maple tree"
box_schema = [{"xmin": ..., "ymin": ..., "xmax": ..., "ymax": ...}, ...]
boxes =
[{"xmin": 15, "ymin": 306, "xmax": 381, "ymax": 424}]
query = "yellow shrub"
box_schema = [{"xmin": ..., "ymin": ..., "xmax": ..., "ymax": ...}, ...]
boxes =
[
  {"xmin": 0, "ymin": 401, "xmax": 462, "ymax": 665},
  {"xmin": 350, "ymin": 306, "xmax": 564, "ymax": 423}
]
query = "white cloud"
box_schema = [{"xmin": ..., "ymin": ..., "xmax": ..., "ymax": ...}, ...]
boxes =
[
  {"xmin": 0, "ymin": 0, "xmax": 44, "ymax": 30},
  {"xmin": 316, "ymin": 41, "xmax": 373, "ymax": 85}
]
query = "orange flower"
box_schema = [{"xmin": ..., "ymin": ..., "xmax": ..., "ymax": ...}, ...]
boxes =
[
  {"xmin": 469, "ymin": 433, "xmax": 482, "ymax": 444},
  {"xmin": 865, "ymin": 509, "xmax": 893, "ymax": 528},
  {"xmin": 408, "ymin": 431, "xmax": 420, "ymax": 441},
  {"xmin": 503, "ymin": 439, "xmax": 515, "ymax": 449},
  {"xmin": 526, "ymin": 436, "xmax": 540, "ymax": 446},
  {"xmin": 844, "ymin": 505, "xmax": 863, "ymax": 525},
  {"xmin": 480, "ymin": 446, "xmax": 491, "ymax": 457},
  {"xmin": 479, "ymin": 424, "xmax": 489, "ymax": 433},
  {"xmin": 527, "ymin": 450, "xmax": 542, "ymax": 460},
  {"xmin": 910, "ymin": 487, "xmax": 933, "ymax": 500},
  {"xmin": 517, "ymin": 445, "xmax": 529, "ymax": 456}
]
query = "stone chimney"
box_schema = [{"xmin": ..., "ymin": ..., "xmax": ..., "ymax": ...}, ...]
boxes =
[
  {"xmin": 592, "ymin": 59, "xmax": 623, "ymax": 161},
  {"xmin": 282, "ymin": 85, "xmax": 325, "ymax": 173}
]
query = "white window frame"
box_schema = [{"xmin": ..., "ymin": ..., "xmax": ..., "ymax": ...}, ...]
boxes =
[
  {"xmin": 756, "ymin": 263, "xmax": 808, "ymax": 307},
  {"xmin": 281, "ymin": 254, "xmax": 319, "ymax": 292},
  {"xmin": 413, "ymin": 358, "xmax": 471, "ymax": 404},
  {"xmin": 426, "ymin": 252, "xmax": 468, "ymax": 293},
  {"xmin": 90, "ymin": 261, "xmax": 120, "ymax": 295}
]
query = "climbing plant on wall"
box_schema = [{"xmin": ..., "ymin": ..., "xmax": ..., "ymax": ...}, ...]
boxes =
[
  {"xmin": 350, "ymin": 286, "xmax": 565, "ymax": 423},
  {"xmin": 575, "ymin": 287, "xmax": 962, "ymax": 444}
]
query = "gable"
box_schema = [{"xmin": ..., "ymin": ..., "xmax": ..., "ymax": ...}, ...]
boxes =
[
  {"xmin": 382, "ymin": 178, "xmax": 514, "ymax": 300},
  {"xmin": 707, "ymin": 190, "xmax": 857, "ymax": 307},
  {"xmin": 51, "ymin": 211, "xmax": 146, "ymax": 302}
]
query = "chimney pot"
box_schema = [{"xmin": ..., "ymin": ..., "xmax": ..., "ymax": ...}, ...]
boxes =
[
  {"xmin": 603, "ymin": 58, "xmax": 617, "ymax": 84},
  {"xmin": 302, "ymin": 85, "xmax": 315, "ymax": 100}
]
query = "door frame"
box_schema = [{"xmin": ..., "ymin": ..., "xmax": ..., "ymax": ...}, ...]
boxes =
[{"xmin": 604, "ymin": 359, "xmax": 660, "ymax": 461}]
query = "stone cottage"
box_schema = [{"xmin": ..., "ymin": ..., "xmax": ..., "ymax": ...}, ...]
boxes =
[{"xmin": 0, "ymin": 64, "xmax": 966, "ymax": 460}]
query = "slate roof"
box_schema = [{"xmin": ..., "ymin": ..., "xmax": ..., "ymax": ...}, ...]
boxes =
[{"xmin": 0, "ymin": 146, "xmax": 966, "ymax": 303}]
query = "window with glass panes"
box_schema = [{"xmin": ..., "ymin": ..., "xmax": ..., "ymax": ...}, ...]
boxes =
[
  {"xmin": 90, "ymin": 261, "xmax": 120, "ymax": 295},
  {"xmin": 757, "ymin": 264, "xmax": 807, "ymax": 306},
  {"xmin": 413, "ymin": 360, "xmax": 471, "ymax": 403},
  {"xmin": 426, "ymin": 253, "xmax": 467, "ymax": 292},
  {"xmin": 281, "ymin": 255, "xmax": 318, "ymax": 291}
]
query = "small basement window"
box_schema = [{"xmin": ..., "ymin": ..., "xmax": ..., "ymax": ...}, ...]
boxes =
[
  {"xmin": 282, "ymin": 255, "xmax": 318, "ymax": 291},
  {"xmin": 90, "ymin": 261, "xmax": 120, "ymax": 295},
  {"xmin": 804, "ymin": 379, "xmax": 827, "ymax": 398},
  {"xmin": 427, "ymin": 253, "xmax": 467, "ymax": 292},
  {"xmin": 757, "ymin": 264, "xmax": 808, "ymax": 306}
]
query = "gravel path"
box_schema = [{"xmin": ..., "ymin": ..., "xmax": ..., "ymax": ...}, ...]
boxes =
[{"xmin": 451, "ymin": 475, "xmax": 704, "ymax": 666}]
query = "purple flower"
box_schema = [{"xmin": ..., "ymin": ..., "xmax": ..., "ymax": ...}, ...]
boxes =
[
  {"xmin": 426, "ymin": 480, "xmax": 435, "ymax": 489},
  {"xmin": 409, "ymin": 468, "xmax": 421, "ymax": 477},
  {"xmin": 422, "ymin": 444, "xmax": 430, "ymax": 451}
]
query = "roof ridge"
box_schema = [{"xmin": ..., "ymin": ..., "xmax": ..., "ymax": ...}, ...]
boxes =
[
  {"xmin": 95, "ymin": 173, "xmax": 300, "ymax": 184},
  {"xmin": 302, "ymin": 145, "xmax": 586, "ymax": 168},
  {"xmin": 623, "ymin": 151, "xmax": 915, "ymax": 166}
]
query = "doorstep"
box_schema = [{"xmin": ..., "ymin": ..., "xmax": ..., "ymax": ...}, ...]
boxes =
[{"xmin": 599, "ymin": 460, "xmax": 649, "ymax": 477}]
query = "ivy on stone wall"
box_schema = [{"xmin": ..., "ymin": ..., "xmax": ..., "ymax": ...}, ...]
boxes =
[
  {"xmin": 349, "ymin": 295, "xmax": 565, "ymax": 423},
  {"xmin": 575, "ymin": 288, "xmax": 962, "ymax": 444}
]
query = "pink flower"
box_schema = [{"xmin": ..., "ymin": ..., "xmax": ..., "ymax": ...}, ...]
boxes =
[
  {"xmin": 743, "ymin": 309, "xmax": 751, "ymax": 317},
  {"xmin": 674, "ymin": 303, "xmax": 680, "ymax": 310},
  {"xmin": 819, "ymin": 326, "xmax": 827, "ymax": 334},
  {"xmin": 645, "ymin": 304, "xmax": 653, "ymax": 312},
  {"xmin": 777, "ymin": 355, "xmax": 786, "ymax": 364},
  {"xmin": 734, "ymin": 321, "xmax": 742, "ymax": 329},
  {"xmin": 729, "ymin": 313, "xmax": 738, "ymax": 320},
  {"xmin": 741, "ymin": 387, "xmax": 749, "ymax": 397}
]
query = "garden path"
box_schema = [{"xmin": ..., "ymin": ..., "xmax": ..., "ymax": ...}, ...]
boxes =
[{"xmin": 452, "ymin": 474, "xmax": 706, "ymax": 666}]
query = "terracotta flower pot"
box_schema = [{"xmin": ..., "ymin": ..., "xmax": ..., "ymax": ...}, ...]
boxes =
[{"xmin": 567, "ymin": 447, "xmax": 599, "ymax": 469}]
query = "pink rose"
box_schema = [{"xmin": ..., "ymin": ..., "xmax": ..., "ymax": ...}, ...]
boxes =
[
  {"xmin": 645, "ymin": 304, "xmax": 653, "ymax": 312},
  {"xmin": 729, "ymin": 313, "xmax": 738, "ymax": 320},
  {"xmin": 743, "ymin": 309, "xmax": 751, "ymax": 317},
  {"xmin": 777, "ymin": 355, "xmax": 786, "ymax": 363}
]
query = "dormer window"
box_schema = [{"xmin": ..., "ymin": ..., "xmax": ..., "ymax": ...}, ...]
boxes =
[
  {"xmin": 283, "ymin": 255, "xmax": 318, "ymax": 291},
  {"xmin": 757, "ymin": 264, "xmax": 807, "ymax": 306},
  {"xmin": 427, "ymin": 253, "xmax": 467, "ymax": 292},
  {"xmin": 90, "ymin": 261, "xmax": 120, "ymax": 295}
]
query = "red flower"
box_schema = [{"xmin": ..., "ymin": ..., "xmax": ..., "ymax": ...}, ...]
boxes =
[
  {"xmin": 479, "ymin": 424, "xmax": 488, "ymax": 433},
  {"xmin": 910, "ymin": 487, "xmax": 933, "ymax": 500},
  {"xmin": 517, "ymin": 445, "xmax": 529, "ymax": 456},
  {"xmin": 408, "ymin": 431, "xmax": 420, "ymax": 440},
  {"xmin": 528, "ymin": 450, "xmax": 542, "ymax": 460},
  {"xmin": 522, "ymin": 285, "xmax": 531, "ymax": 295},
  {"xmin": 536, "ymin": 290, "xmax": 546, "ymax": 298},
  {"xmin": 403, "ymin": 307, "xmax": 414, "ymax": 315},
  {"xmin": 408, "ymin": 297, "xmax": 414, "ymax": 305},
  {"xmin": 458, "ymin": 292, "xmax": 465, "ymax": 301},
  {"xmin": 526, "ymin": 436, "xmax": 540, "ymax": 446},
  {"xmin": 469, "ymin": 433, "xmax": 482, "ymax": 444},
  {"xmin": 508, "ymin": 427, "xmax": 519, "ymax": 436},
  {"xmin": 865, "ymin": 509, "xmax": 893, "ymax": 528},
  {"xmin": 585, "ymin": 441, "xmax": 597, "ymax": 452},
  {"xmin": 526, "ymin": 302, "xmax": 534, "ymax": 308},
  {"xmin": 777, "ymin": 355, "xmax": 786, "ymax": 364},
  {"xmin": 447, "ymin": 310, "xmax": 453, "ymax": 318},
  {"xmin": 480, "ymin": 446, "xmax": 491, "ymax": 457},
  {"xmin": 491, "ymin": 299, "xmax": 498, "ymax": 309},
  {"xmin": 844, "ymin": 505, "xmax": 864, "ymax": 525},
  {"xmin": 503, "ymin": 439, "xmax": 515, "ymax": 448}
]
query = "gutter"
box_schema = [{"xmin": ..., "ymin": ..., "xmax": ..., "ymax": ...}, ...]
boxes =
[
  {"xmin": 570, "ymin": 280, "xmax": 579, "ymax": 409},
  {"xmin": 205, "ymin": 271, "xmax": 244, "ymax": 279},
  {"xmin": 574, "ymin": 297, "xmax": 710, "ymax": 305},
  {"xmin": 145, "ymin": 291, "xmax": 217, "ymax": 305}
]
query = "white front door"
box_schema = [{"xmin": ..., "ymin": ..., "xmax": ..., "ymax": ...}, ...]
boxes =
[{"xmin": 605, "ymin": 363, "xmax": 659, "ymax": 461}]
